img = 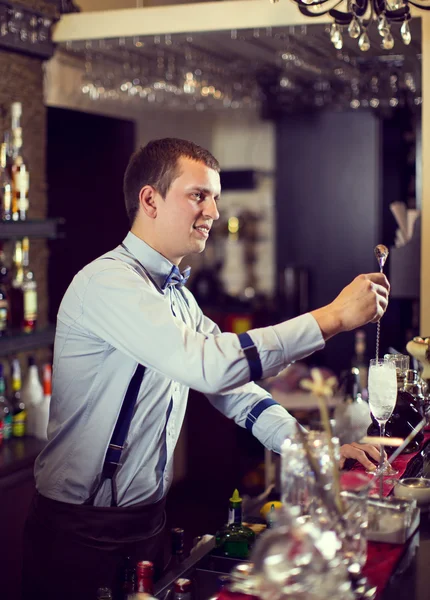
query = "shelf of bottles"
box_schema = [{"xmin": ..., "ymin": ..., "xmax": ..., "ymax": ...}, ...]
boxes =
[
  {"xmin": 0, "ymin": 101, "xmax": 59, "ymax": 346},
  {"xmin": 0, "ymin": 325, "xmax": 54, "ymax": 357},
  {"xmin": 0, "ymin": 353, "xmax": 52, "ymax": 446},
  {"xmin": 0, "ymin": 218, "xmax": 64, "ymax": 239}
]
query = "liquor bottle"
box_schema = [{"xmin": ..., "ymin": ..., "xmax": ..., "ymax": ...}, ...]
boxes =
[
  {"xmin": 0, "ymin": 364, "xmax": 13, "ymax": 441},
  {"xmin": 215, "ymin": 489, "xmax": 255, "ymax": 559},
  {"xmin": 22, "ymin": 237, "xmax": 37, "ymax": 333},
  {"xmin": 367, "ymin": 354, "xmax": 424, "ymax": 452},
  {"xmin": 0, "ymin": 245, "xmax": 9, "ymax": 335},
  {"xmin": 11, "ymin": 358, "xmax": 26, "ymax": 437},
  {"xmin": 351, "ymin": 329, "xmax": 368, "ymax": 400},
  {"xmin": 173, "ymin": 578, "xmax": 192, "ymax": 600},
  {"xmin": 136, "ymin": 561, "xmax": 154, "ymax": 594},
  {"xmin": 0, "ymin": 141, "xmax": 12, "ymax": 222},
  {"xmin": 334, "ymin": 367, "xmax": 371, "ymax": 445},
  {"xmin": 171, "ymin": 527, "xmax": 185, "ymax": 565},
  {"xmin": 9, "ymin": 240, "xmax": 24, "ymax": 330},
  {"xmin": 121, "ymin": 555, "xmax": 136, "ymax": 599},
  {"xmin": 10, "ymin": 102, "xmax": 29, "ymax": 222},
  {"xmin": 22, "ymin": 356, "xmax": 43, "ymax": 436},
  {"xmin": 31, "ymin": 363, "xmax": 51, "ymax": 440}
]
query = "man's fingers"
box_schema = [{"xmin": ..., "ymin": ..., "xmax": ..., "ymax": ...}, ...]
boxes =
[
  {"xmin": 372, "ymin": 282, "xmax": 389, "ymax": 300},
  {"xmin": 351, "ymin": 450, "xmax": 376, "ymax": 472},
  {"xmin": 350, "ymin": 442, "xmax": 385, "ymax": 463},
  {"xmin": 340, "ymin": 442, "xmax": 387, "ymax": 471},
  {"xmin": 366, "ymin": 273, "xmax": 390, "ymax": 293}
]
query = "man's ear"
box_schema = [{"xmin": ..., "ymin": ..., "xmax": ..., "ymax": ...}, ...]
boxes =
[{"xmin": 139, "ymin": 186, "xmax": 158, "ymax": 219}]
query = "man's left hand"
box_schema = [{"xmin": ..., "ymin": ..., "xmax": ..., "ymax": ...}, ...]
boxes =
[{"xmin": 339, "ymin": 442, "xmax": 386, "ymax": 471}]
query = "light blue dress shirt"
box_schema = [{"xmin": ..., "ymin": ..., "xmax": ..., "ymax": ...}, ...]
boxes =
[{"xmin": 35, "ymin": 232, "xmax": 325, "ymax": 507}]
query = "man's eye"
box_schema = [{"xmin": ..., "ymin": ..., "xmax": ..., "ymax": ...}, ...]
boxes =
[{"xmin": 192, "ymin": 192, "xmax": 202, "ymax": 200}]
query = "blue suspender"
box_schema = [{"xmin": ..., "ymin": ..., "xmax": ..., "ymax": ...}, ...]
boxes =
[{"xmin": 84, "ymin": 363, "xmax": 146, "ymax": 507}]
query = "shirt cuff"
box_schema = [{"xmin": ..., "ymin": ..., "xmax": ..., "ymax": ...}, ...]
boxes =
[{"xmin": 251, "ymin": 404, "xmax": 299, "ymax": 454}]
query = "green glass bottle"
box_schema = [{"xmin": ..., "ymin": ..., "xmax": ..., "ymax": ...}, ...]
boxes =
[
  {"xmin": 0, "ymin": 365, "xmax": 12, "ymax": 440},
  {"xmin": 215, "ymin": 489, "xmax": 255, "ymax": 559}
]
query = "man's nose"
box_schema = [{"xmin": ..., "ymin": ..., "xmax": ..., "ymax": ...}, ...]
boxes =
[{"xmin": 204, "ymin": 197, "xmax": 220, "ymax": 220}]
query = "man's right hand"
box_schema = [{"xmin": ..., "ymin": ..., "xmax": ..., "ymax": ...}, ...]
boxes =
[{"xmin": 311, "ymin": 273, "xmax": 390, "ymax": 341}]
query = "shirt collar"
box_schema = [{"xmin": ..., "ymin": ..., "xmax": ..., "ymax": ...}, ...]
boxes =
[{"xmin": 122, "ymin": 231, "xmax": 182, "ymax": 292}]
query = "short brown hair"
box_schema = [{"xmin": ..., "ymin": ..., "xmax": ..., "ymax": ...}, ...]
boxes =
[{"xmin": 123, "ymin": 138, "xmax": 220, "ymax": 226}]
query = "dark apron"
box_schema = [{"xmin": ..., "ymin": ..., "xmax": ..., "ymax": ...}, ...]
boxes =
[
  {"xmin": 22, "ymin": 363, "xmax": 169, "ymax": 600},
  {"xmin": 22, "ymin": 492, "xmax": 167, "ymax": 600}
]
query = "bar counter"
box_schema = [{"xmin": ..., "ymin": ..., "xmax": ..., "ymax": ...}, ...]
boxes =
[
  {"xmin": 0, "ymin": 437, "xmax": 45, "ymax": 600},
  {"xmin": 156, "ymin": 439, "xmax": 430, "ymax": 600},
  {"xmin": 3, "ymin": 436, "xmax": 430, "ymax": 600}
]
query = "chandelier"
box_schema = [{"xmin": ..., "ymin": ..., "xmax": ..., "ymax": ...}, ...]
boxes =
[{"xmin": 279, "ymin": 0, "xmax": 429, "ymax": 51}]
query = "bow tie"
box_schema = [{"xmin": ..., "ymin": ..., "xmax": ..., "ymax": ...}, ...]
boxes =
[{"xmin": 162, "ymin": 265, "xmax": 191, "ymax": 290}]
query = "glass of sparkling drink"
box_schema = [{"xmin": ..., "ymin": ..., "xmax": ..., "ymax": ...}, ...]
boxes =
[{"xmin": 368, "ymin": 358, "xmax": 398, "ymax": 476}]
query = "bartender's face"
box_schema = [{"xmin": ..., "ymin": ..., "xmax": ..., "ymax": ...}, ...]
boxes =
[{"xmin": 155, "ymin": 156, "xmax": 221, "ymax": 265}]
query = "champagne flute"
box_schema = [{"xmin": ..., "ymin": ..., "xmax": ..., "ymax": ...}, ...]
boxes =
[{"xmin": 368, "ymin": 358, "xmax": 397, "ymax": 476}]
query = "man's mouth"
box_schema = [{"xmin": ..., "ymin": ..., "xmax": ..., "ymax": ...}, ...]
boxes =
[{"xmin": 193, "ymin": 225, "xmax": 210, "ymax": 238}]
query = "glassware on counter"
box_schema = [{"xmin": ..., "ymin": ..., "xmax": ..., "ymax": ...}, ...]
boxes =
[
  {"xmin": 281, "ymin": 432, "xmax": 371, "ymax": 573},
  {"xmin": 280, "ymin": 430, "xmax": 340, "ymax": 516},
  {"xmin": 251, "ymin": 506, "xmax": 355, "ymax": 600},
  {"xmin": 368, "ymin": 358, "xmax": 397, "ymax": 475}
]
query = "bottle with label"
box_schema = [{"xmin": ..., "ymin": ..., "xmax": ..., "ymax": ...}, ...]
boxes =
[
  {"xmin": 22, "ymin": 237, "xmax": 37, "ymax": 333},
  {"xmin": 334, "ymin": 367, "xmax": 371, "ymax": 445},
  {"xmin": 215, "ymin": 489, "xmax": 255, "ymax": 559},
  {"xmin": 136, "ymin": 561, "xmax": 154, "ymax": 594},
  {"xmin": 22, "ymin": 356, "xmax": 44, "ymax": 437},
  {"xmin": 121, "ymin": 555, "xmax": 136, "ymax": 599},
  {"xmin": 9, "ymin": 240, "xmax": 24, "ymax": 330},
  {"xmin": 10, "ymin": 102, "xmax": 29, "ymax": 222},
  {"xmin": 0, "ymin": 140, "xmax": 12, "ymax": 222},
  {"xmin": 32, "ymin": 363, "xmax": 51, "ymax": 440},
  {"xmin": 11, "ymin": 358, "xmax": 26, "ymax": 437},
  {"xmin": 0, "ymin": 364, "xmax": 13, "ymax": 441},
  {"xmin": 171, "ymin": 527, "xmax": 185, "ymax": 566},
  {"xmin": 0, "ymin": 245, "xmax": 9, "ymax": 336},
  {"xmin": 173, "ymin": 578, "xmax": 192, "ymax": 600}
]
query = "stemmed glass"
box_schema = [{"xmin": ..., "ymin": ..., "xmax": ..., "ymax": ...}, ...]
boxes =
[{"xmin": 368, "ymin": 358, "xmax": 398, "ymax": 476}]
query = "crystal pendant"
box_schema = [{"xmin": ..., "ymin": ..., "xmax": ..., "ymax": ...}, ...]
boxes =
[
  {"xmin": 377, "ymin": 14, "xmax": 389, "ymax": 36},
  {"xmin": 358, "ymin": 31, "xmax": 370, "ymax": 51},
  {"xmin": 382, "ymin": 31, "xmax": 395, "ymax": 50},
  {"xmin": 333, "ymin": 31, "xmax": 343, "ymax": 49},
  {"xmin": 330, "ymin": 23, "xmax": 341, "ymax": 43},
  {"xmin": 401, "ymin": 20, "xmax": 412, "ymax": 45},
  {"xmin": 348, "ymin": 17, "xmax": 361, "ymax": 39}
]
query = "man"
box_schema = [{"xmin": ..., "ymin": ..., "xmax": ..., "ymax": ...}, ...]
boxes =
[{"xmin": 23, "ymin": 138, "xmax": 389, "ymax": 600}]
